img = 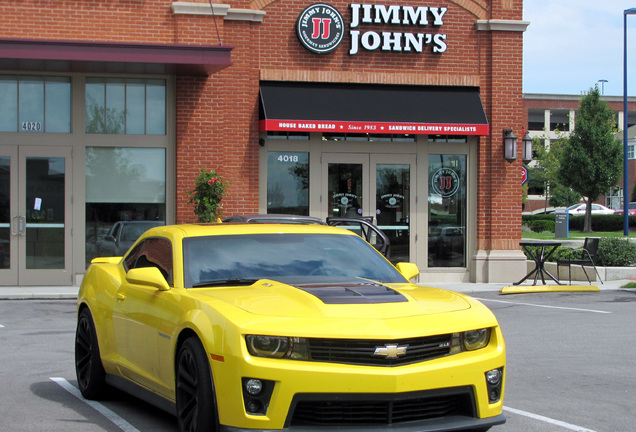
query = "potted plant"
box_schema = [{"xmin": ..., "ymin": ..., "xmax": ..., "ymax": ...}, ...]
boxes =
[{"xmin": 187, "ymin": 169, "xmax": 230, "ymax": 222}]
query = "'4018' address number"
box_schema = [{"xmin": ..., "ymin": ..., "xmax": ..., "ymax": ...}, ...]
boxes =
[{"xmin": 277, "ymin": 154, "xmax": 300, "ymax": 163}]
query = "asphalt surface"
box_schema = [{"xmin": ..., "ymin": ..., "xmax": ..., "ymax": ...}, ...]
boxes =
[{"xmin": 0, "ymin": 278, "xmax": 630, "ymax": 300}]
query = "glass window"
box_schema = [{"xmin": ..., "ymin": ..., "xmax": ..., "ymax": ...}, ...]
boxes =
[
  {"xmin": 45, "ymin": 77, "xmax": 72, "ymax": 133},
  {"xmin": 19, "ymin": 77, "xmax": 45, "ymax": 132},
  {"xmin": 0, "ymin": 156, "xmax": 10, "ymax": 269},
  {"xmin": 527, "ymin": 109, "xmax": 545, "ymax": 131},
  {"xmin": 0, "ymin": 75, "xmax": 70, "ymax": 133},
  {"xmin": 125, "ymin": 238, "xmax": 173, "ymax": 285},
  {"xmin": 85, "ymin": 147, "xmax": 166, "ymax": 266},
  {"xmin": 267, "ymin": 151, "xmax": 309, "ymax": 215},
  {"xmin": 428, "ymin": 155, "xmax": 467, "ymax": 268},
  {"xmin": 550, "ymin": 109, "xmax": 570, "ymax": 132},
  {"xmin": 85, "ymin": 78, "xmax": 166, "ymax": 135},
  {"xmin": 328, "ymin": 163, "xmax": 362, "ymax": 218}
]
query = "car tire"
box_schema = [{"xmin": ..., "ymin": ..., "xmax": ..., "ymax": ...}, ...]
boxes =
[
  {"xmin": 176, "ymin": 337, "xmax": 219, "ymax": 432},
  {"xmin": 75, "ymin": 308, "xmax": 107, "ymax": 399}
]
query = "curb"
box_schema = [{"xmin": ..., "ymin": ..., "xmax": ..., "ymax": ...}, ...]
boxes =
[{"xmin": 499, "ymin": 285, "xmax": 601, "ymax": 294}]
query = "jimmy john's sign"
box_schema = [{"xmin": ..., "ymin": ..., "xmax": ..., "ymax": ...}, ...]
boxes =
[{"xmin": 296, "ymin": 3, "xmax": 447, "ymax": 55}]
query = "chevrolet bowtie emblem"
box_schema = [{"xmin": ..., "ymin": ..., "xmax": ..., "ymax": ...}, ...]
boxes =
[{"xmin": 373, "ymin": 344, "xmax": 408, "ymax": 359}]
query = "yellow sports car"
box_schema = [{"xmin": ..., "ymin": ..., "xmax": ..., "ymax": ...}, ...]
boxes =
[{"xmin": 75, "ymin": 223, "xmax": 505, "ymax": 432}]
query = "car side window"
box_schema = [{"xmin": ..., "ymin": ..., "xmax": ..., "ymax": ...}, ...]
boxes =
[{"xmin": 124, "ymin": 237, "xmax": 173, "ymax": 286}]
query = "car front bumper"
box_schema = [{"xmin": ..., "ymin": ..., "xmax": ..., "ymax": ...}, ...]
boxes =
[
  {"xmin": 219, "ymin": 414, "xmax": 506, "ymax": 432},
  {"xmin": 208, "ymin": 327, "xmax": 506, "ymax": 431}
]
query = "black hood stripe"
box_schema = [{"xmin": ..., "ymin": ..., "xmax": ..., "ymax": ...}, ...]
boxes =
[{"xmin": 294, "ymin": 283, "xmax": 408, "ymax": 304}]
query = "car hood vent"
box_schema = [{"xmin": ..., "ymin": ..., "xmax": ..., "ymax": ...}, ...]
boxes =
[{"xmin": 293, "ymin": 283, "xmax": 408, "ymax": 304}]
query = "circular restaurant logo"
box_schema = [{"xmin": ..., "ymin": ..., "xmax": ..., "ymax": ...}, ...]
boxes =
[
  {"xmin": 431, "ymin": 168, "xmax": 460, "ymax": 198},
  {"xmin": 296, "ymin": 3, "xmax": 344, "ymax": 54}
]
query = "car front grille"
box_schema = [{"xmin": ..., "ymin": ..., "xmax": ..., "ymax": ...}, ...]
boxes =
[
  {"xmin": 307, "ymin": 334, "xmax": 453, "ymax": 366},
  {"xmin": 289, "ymin": 387, "xmax": 476, "ymax": 426}
]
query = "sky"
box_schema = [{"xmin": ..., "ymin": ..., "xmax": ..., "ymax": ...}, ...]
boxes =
[{"xmin": 523, "ymin": 0, "xmax": 636, "ymax": 96}]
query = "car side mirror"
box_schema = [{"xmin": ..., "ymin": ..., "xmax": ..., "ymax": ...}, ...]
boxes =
[
  {"xmin": 395, "ymin": 262, "xmax": 419, "ymax": 281},
  {"xmin": 126, "ymin": 267, "xmax": 171, "ymax": 291},
  {"xmin": 105, "ymin": 235, "xmax": 116, "ymax": 242}
]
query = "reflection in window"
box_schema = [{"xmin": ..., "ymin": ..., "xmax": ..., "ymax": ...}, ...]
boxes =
[
  {"xmin": 85, "ymin": 78, "xmax": 166, "ymax": 135},
  {"xmin": 328, "ymin": 163, "xmax": 363, "ymax": 218},
  {"xmin": 0, "ymin": 75, "xmax": 71, "ymax": 133},
  {"xmin": 85, "ymin": 147, "xmax": 166, "ymax": 266},
  {"xmin": 428, "ymin": 155, "xmax": 467, "ymax": 268},
  {"xmin": 0, "ymin": 157, "xmax": 9, "ymax": 269},
  {"xmin": 125, "ymin": 238, "xmax": 173, "ymax": 286},
  {"xmin": 376, "ymin": 164, "xmax": 410, "ymax": 264},
  {"xmin": 267, "ymin": 151, "xmax": 309, "ymax": 215}
]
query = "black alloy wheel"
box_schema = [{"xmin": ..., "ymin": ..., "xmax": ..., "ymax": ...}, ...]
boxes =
[
  {"xmin": 75, "ymin": 308, "xmax": 107, "ymax": 399},
  {"xmin": 176, "ymin": 337, "xmax": 218, "ymax": 432}
]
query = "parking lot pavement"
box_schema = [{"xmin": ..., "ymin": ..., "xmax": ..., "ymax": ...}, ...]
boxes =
[{"xmin": 0, "ymin": 278, "xmax": 631, "ymax": 300}]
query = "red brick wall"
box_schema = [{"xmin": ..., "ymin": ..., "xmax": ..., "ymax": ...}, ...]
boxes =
[{"xmin": 0, "ymin": 0, "xmax": 528, "ymax": 251}]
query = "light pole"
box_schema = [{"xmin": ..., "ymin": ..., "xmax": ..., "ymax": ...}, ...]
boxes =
[
  {"xmin": 598, "ymin": 79, "xmax": 608, "ymax": 95},
  {"xmin": 623, "ymin": 8, "xmax": 636, "ymax": 236}
]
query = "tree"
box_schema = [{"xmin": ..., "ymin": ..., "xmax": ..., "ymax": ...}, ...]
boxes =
[
  {"xmin": 530, "ymin": 134, "xmax": 580, "ymax": 210},
  {"xmin": 557, "ymin": 87, "xmax": 623, "ymax": 232}
]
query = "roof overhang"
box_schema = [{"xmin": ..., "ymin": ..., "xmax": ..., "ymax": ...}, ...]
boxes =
[
  {"xmin": 0, "ymin": 38, "xmax": 233, "ymax": 76},
  {"xmin": 260, "ymin": 82, "xmax": 489, "ymax": 136}
]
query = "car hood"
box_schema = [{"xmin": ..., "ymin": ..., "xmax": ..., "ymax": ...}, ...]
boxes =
[{"xmin": 190, "ymin": 279, "xmax": 472, "ymax": 320}]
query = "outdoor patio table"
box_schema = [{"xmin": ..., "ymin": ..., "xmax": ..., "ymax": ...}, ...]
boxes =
[{"xmin": 514, "ymin": 241, "xmax": 563, "ymax": 286}]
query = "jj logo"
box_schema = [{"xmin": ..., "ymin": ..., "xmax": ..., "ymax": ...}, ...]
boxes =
[
  {"xmin": 296, "ymin": 4, "xmax": 344, "ymax": 54},
  {"xmin": 311, "ymin": 17, "xmax": 332, "ymax": 38}
]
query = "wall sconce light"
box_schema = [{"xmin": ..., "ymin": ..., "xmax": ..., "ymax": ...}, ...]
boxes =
[
  {"xmin": 503, "ymin": 129, "xmax": 518, "ymax": 163},
  {"xmin": 522, "ymin": 132, "xmax": 533, "ymax": 164}
]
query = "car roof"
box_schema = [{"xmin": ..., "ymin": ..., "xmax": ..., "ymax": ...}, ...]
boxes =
[
  {"xmin": 222, "ymin": 214, "xmax": 327, "ymax": 225},
  {"xmin": 143, "ymin": 222, "xmax": 354, "ymax": 238}
]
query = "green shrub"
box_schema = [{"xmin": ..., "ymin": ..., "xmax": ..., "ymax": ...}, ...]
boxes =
[
  {"xmin": 596, "ymin": 238, "xmax": 636, "ymax": 267},
  {"xmin": 529, "ymin": 220, "xmax": 555, "ymax": 233}
]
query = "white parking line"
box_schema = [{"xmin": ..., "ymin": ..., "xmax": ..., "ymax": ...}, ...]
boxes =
[
  {"xmin": 505, "ymin": 406, "xmax": 597, "ymax": 431},
  {"xmin": 50, "ymin": 377, "xmax": 141, "ymax": 432},
  {"xmin": 475, "ymin": 298, "xmax": 611, "ymax": 314}
]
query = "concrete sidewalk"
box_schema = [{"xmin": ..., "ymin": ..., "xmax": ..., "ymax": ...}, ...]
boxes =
[{"xmin": 0, "ymin": 279, "xmax": 630, "ymax": 300}]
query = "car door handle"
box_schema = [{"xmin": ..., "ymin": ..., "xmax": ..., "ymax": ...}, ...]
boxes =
[{"xmin": 117, "ymin": 293, "xmax": 126, "ymax": 301}]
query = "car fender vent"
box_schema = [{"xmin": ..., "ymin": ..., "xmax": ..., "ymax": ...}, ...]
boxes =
[{"xmin": 295, "ymin": 283, "xmax": 407, "ymax": 304}]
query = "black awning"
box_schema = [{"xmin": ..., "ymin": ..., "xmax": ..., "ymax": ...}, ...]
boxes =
[
  {"xmin": 0, "ymin": 38, "xmax": 233, "ymax": 76},
  {"xmin": 260, "ymin": 82, "xmax": 488, "ymax": 135}
]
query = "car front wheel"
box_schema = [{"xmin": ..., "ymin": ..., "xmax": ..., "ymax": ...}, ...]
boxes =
[
  {"xmin": 176, "ymin": 337, "xmax": 219, "ymax": 432},
  {"xmin": 75, "ymin": 308, "xmax": 107, "ymax": 399}
]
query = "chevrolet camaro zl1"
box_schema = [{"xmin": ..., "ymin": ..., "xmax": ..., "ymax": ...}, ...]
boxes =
[{"xmin": 75, "ymin": 223, "xmax": 505, "ymax": 432}]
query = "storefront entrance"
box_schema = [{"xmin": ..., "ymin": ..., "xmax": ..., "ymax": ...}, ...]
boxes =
[
  {"xmin": 0, "ymin": 145, "xmax": 72, "ymax": 286},
  {"xmin": 323, "ymin": 153, "xmax": 415, "ymax": 264},
  {"xmin": 263, "ymin": 133, "xmax": 476, "ymax": 280}
]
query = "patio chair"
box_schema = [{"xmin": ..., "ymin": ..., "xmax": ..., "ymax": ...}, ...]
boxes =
[{"xmin": 556, "ymin": 237, "xmax": 603, "ymax": 285}]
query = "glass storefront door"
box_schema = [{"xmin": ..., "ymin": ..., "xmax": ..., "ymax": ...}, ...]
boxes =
[
  {"xmin": 372, "ymin": 155, "xmax": 414, "ymax": 264},
  {"xmin": 0, "ymin": 146, "xmax": 72, "ymax": 285},
  {"xmin": 323, "ymin": 153, "xmax": 415, "ymax": 264},
  {"xmin": 427, "ymin": 154, "xmax": 467, "ymax": 268}
]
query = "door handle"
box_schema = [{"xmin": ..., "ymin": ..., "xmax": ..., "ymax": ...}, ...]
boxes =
[
  {"xmin": 11, "ymin": 216, "xmax": 26, "ymax": 236},
  {"xmin": 11, "ymin": 215, "xmax": 18, "ymax": 236},
  {"xmin": 18, "ymin": 216, "xmax": 26, "ymax": 236}
]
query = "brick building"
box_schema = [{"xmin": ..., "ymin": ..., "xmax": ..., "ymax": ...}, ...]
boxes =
[
  {"xmin": 0, "ymin": 0, "xmax": 529, "ymax": 286},
  {"xmin": 523, "ymin": 94, "xmax": 636, "ymax": 213}
]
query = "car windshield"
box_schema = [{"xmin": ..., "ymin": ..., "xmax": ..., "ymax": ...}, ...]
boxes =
[{"xmin": 182, "ymin": 233, "xmax": 406, "ymax": 288}]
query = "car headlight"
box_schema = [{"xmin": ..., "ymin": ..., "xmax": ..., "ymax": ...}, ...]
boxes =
[
  {"xmin": 246, "ymin": 335, "xmax": 309, "ymax": 360},
  {"xmin": 463, "ymin": 328, "xmax": 491, "ymax": 351},
  {"xmin": 450, "ymin": 328, "xmax": 491, "ymax": 354}
]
